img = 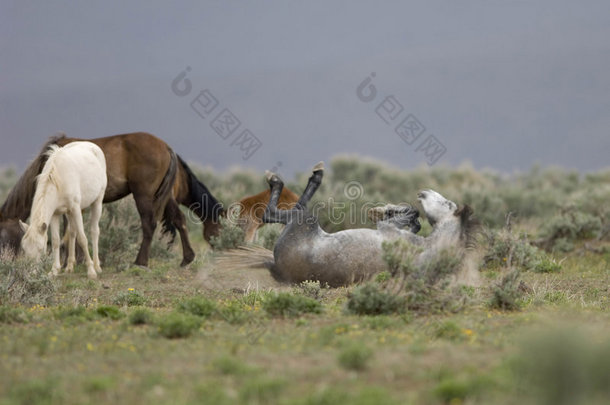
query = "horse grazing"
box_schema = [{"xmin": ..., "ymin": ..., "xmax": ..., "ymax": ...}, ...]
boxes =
[
  {"xmin": 20, "ymin": 142, "xmax": 107, "ymax": 279},
  {"xmin": 0, "ymin": 132, "xmax": 224, "ymax": 267},
  {"xmin": 231, "ymin": 187, "xmax": 299, "ymax": 243},
  {"xmin": 261, "ymin": 163, "xmax": 476, "ymax": 287}
]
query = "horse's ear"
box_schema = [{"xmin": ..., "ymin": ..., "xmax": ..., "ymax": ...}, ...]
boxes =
[
  {"xmin": 39, "ymin": 223, "xmax": 47, "ymax": 234},
  {"xmin": 19, "ymin": 220, "xmax": 29, "ymax": 232}
]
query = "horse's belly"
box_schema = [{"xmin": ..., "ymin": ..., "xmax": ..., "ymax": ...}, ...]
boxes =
[{"xmin": 274, "ymin": 230, "xmax": 388, "ymax": 287}]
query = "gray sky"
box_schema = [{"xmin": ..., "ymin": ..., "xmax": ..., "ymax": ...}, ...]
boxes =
[{"xmin": 2, "ymin": 0, "xmax": 609, "ymax": 176}]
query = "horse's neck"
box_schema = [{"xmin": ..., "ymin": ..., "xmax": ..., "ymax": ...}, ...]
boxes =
[
  {"xmin": 30, "ymin": 176, "xmax": 59, "ymax": 229},
  {"xmin": 426, "ymin": 218, "xmax": 461, "ymax": 248}
]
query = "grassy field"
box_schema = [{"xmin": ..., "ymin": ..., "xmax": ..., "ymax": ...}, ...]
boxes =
[{"xmin": 1, "ymin": 158, "xmax": 609, "ymax": 405}]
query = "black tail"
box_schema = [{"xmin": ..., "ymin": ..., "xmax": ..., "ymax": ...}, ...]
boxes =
[{"xmin": 161, "ymin": 155, "xmax": 224, "ymax": 239}]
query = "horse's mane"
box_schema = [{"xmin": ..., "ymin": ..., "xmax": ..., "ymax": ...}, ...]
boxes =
[
  {"xmin": 177, "ymin": 155, "xmax": 224, "ymax": 222},
  {"xmin": 455, "ymin": 205, "xmax": 479, "ymax": 249},
  {"xmin": 29, "ymin": 145, "xmax": 63, "ymax": 229},
  {"xmin": 0, "ymin": 133, "xmax": 67, "ymax": 221}
]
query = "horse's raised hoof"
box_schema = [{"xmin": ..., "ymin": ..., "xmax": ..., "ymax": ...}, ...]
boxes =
[
  {"xmin": 265, "ymin": 171, "xmax": 283, "ymax": 187},
  {"xmin": 312, "ymin": 161, "xmax": 324, "ymax": 174}
]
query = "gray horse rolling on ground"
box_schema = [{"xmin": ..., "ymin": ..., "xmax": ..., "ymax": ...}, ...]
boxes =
[{"xmin": 261, "ymin": 162, "xmax": 477, "ymax": 287}]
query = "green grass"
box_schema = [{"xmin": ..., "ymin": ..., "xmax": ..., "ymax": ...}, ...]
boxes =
[
  {"xmin": 0, "ymin": 251, "xmax": 608, "ymax": 404},
  {"xmin": 1, "ymin": 163, "xmax": 610, "ymax": 404}
]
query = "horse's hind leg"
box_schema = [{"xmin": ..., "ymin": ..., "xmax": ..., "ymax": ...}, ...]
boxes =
[
  {"xmin": 296, "ymin": 161, "xmax": 324, "ymax": 209},
  {"xmin": 164, "ymin": 199, "xmax": 195, "ymax": 267},
  {"xmin": 263, "ymin": 162, "xmax": 324, "ymax": 225},
  {"xmin": 89, "ymin": 194, "xmax": 103, "ymax": 274},
  {"xmin": 50, "ymin": 214, "xmax": 61, "ymax": 276},
  {"xmin": 132, "ymin": 192, "xmax": 156, "ymax": 267},
  {"xmin": 69, "ymin": 208, "xmax": 96, "ymax": 279}
]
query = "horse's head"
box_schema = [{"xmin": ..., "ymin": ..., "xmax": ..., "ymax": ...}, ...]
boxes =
[
  {"xmin": 19, "ymin": 220, "xmax": 47, "ymax": 259},
  {"xmin": 417, "ymin": 189, "xmax": 458, "ymax": 226},
  {"xmin": 203, "ymin": 205, "xmax": 226, "ymax": 245},
  {"xmin": 0, "ymin": 219, "xmax": 25, "ymax": 256},
  {"xmin": 418, "ymin": 189, "xmax": 478, "ymax": 246}
]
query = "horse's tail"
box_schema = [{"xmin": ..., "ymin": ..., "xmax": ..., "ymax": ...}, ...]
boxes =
[
  {"xmin": 153, "ymin": 147, "xmax": 178, "ymax": 221},
  {"xmin": 176, "ymin": 155, "xmax": 224, "ymax": 222},
  {"xmin": 0, "ymin": 132, "xmax": 67, "ymax": 221}
]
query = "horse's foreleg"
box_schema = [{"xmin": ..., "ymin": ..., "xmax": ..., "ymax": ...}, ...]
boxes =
[
  {"xmin": 49, "ymin": 215, "xmax": 61, "ymax": 276},
  {"xmin": 296, "ymin": 162, "xmax": 324, "ymax": 209},
  {"xmin": 164, "ymin": 199, "xmax": 195, "ymax": 267},
  {"xmin": 89, "ymin": 195, "xmax": 103, "ymax": 274},
  {"xmin": 133, "ymin": 194, "xmax": 155, "ymax": 267},
  {"xmin": 69, "ymin": 208, "xmax": 96, "ymax": 279},
  {"xmin": 66, "ymin": 221, "xmax": 76, "ymax": 273}
]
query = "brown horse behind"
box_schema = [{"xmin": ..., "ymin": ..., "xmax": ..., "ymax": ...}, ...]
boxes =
[
  {"xmin": 233, "ymin": 188, "xmax": 299, "ymax": 242},
  {"xmin": 0, "ymin": 132, "xmax": 224, "ymax": 267}
]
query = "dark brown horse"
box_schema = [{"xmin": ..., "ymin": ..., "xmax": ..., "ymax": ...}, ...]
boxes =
[{"xmin": 0, "ymin": 132, "xmax": 224, "ymax": 266}]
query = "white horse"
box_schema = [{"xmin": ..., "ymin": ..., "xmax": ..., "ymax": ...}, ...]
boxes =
[{"xmin": 20, "ymin": 142, "xmax": 107, "ymax": 279}]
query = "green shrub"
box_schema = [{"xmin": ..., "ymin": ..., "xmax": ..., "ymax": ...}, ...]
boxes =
[
  {"xmin": 379, "ymin": 241, "xmax": 467, "ymax": 314},
  {"xmin": 95, "ymin": 305, "xmax": 124, "ymax": 320},
  {"xmin": 128, "ymin": 307, "xmax": 154, "ymax": 325},
  {"xmin": 0, "ymin": 255, "xmax": 55, "ymax": 306},
  {"xmin": 434, "ymin": 320, "xmax": 463, "ymax": 341},
  {"xmin": 84, "ymin": 376, "xmax": 115, "ymax": 394},
  {"xmin": 540, "ymin": 208, "xmax": 602, "ymax": 252},
  {"xmin": 345, "ymin": 284, "xmax": 405, "ymax": 315},
  {"xmin": 176, "ymin": 296, "xmax": 216, "ymax": 318},
  {"xmin": 9, "ymin": 376, "xmax": 62, "ymax": 405},
  {"xmin": 113, "ymin": 289, "xmax": 147, "ymax": 306},
  {"xmin": 363, "ymin": 315, "xmax": 398, "ymax": 330},
  {"xmin": 212, "ymin": 355, "xmax": 252, "ymax": 375},
  {"xmin": 482, "ymin": 229, "xmax": 541, "ymax": 271},
  {"xmin": 0, "ymin": 305, "xmax": 30, "ymax": 324},
  {"xmin": 257, "ymin": 223, "xmax": 282, "ymax": 250},
  {"xmin": 293, "ymin": 280, "xmax": 323, "ymax": 300},
  {"xmin": 489, "ymin": 270, "xmax": 523, "ymax": 311},
  {"xmin": 156, "ymin": 312, "xmax": 201, "ymax": 339},
  {"xmin": 337, "ymin": 343, "xmax": 373, "ymax": 371},
  {"xmin": 262, "ymin": 292, "xmax": 322, "ymax": 317},
  {"xmin": 54, "ymin": 305, "xmax": 96, "ymax": 322},
  {"xmin": 381, "ymin": 239, "xmax": 420, "ymax": 276},
  {"xmin": 415, "ymin": 248, "xmax": 463, "ymax": 286},
  {"xmin": 533, "ymin": 256, "xmax": 562, "ymax": 273},
  {"xmin": 210, "ymin": 216, "xmax": 245, "ymax": 250},
  {"xmin": 433, "ymin": 378, "xmax": 471, "ymax": 403},
  {"xmin": 217, "ymin": 300, "xmax": 249, "ymax": 324},
  {"xmin": 238, "ymin": 377, "xmax": 285, "ymax": 403},
  {"xmin": 433, "ymin": 374, "xmax": 492, "ymax": 404},
  {"xmin": 374, "ymin": 271, "xmax": 391, "ymax": 283},
  {"xmin": 96, "ymin": 199, "xmax": 141, "ymax": 270}
]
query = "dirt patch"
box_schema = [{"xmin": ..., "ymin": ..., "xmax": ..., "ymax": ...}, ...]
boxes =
[{"xmin": 198, "ymin": 264, "xmax": 285, "ymax": 292}]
